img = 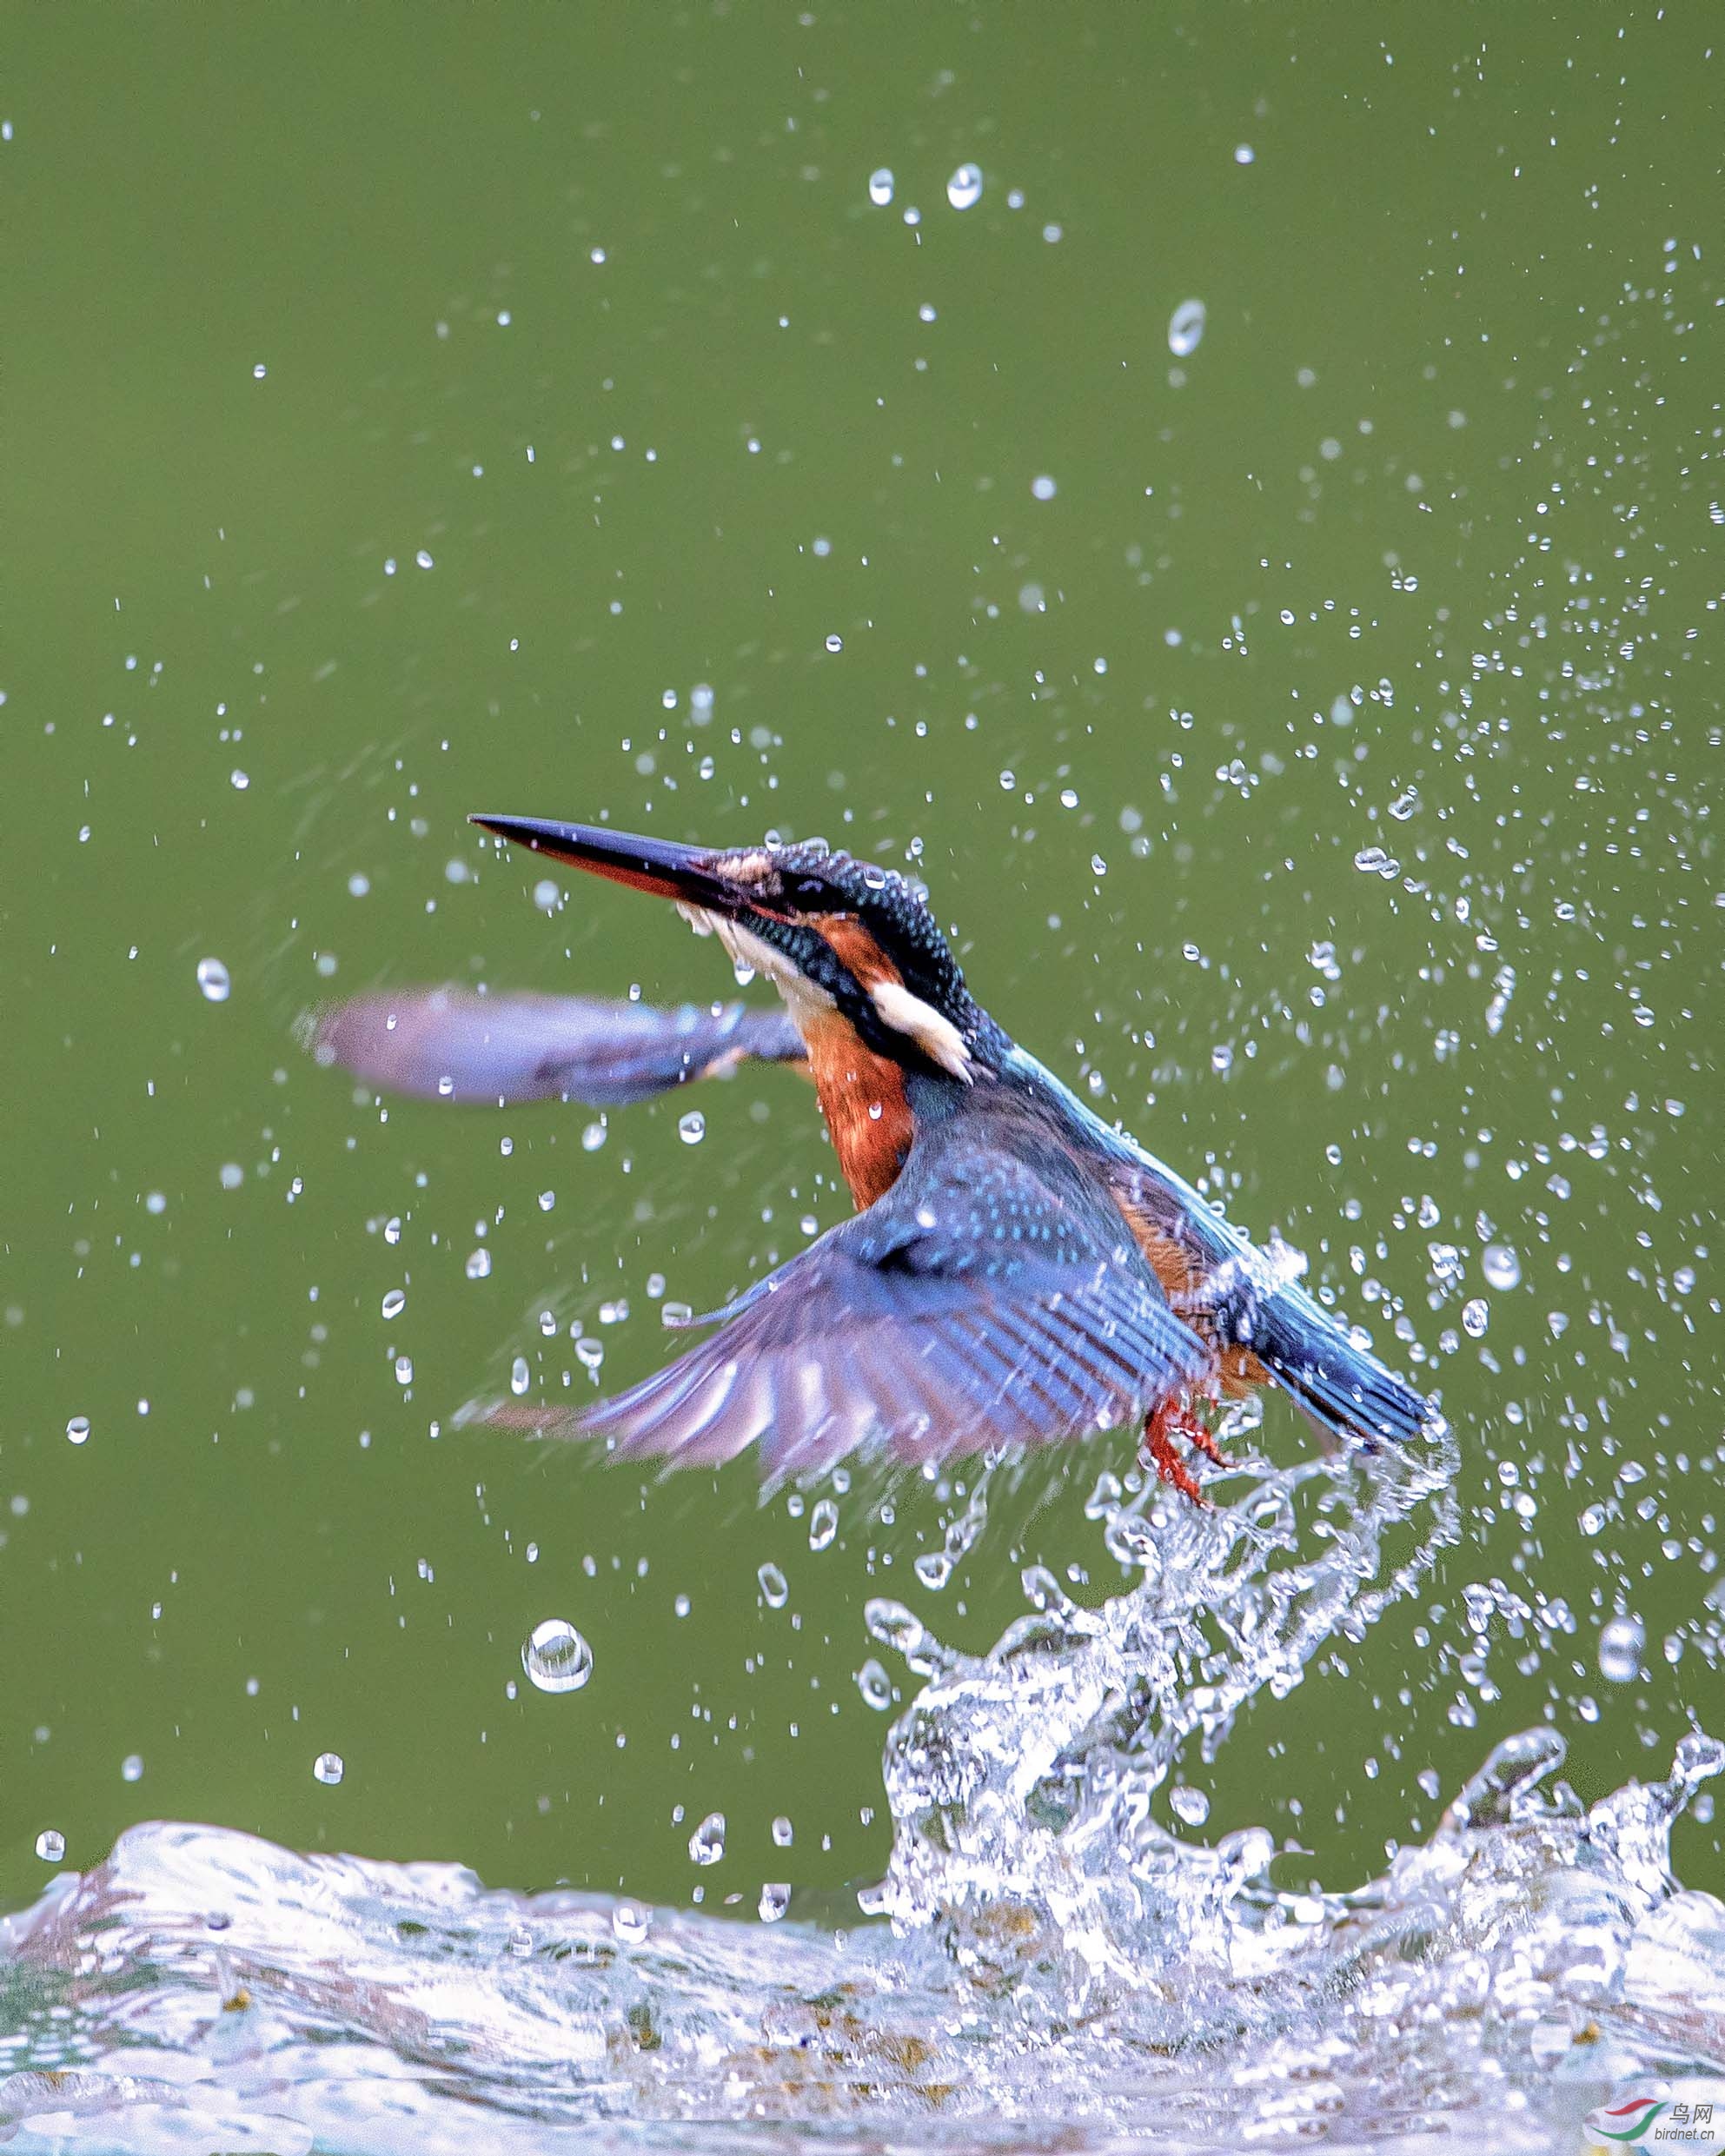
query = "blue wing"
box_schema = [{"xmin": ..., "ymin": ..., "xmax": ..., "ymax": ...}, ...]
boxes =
[
  {"xmin": 310, "ymin": 988, "xmax": 805, "ymax": 1107},
  {"xmin": 534, "ymin": 1091, "xmax": 1211, "ymax": 1478}
]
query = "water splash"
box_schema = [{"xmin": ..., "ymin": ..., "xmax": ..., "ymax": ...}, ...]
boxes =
[{"xmin": 3, "ymin": 1432, "xmax": 1722, "ymax": 2152}]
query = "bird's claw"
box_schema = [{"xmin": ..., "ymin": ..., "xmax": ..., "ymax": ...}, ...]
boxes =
[{"xmin": 1140, "ymin": 1402, "xmax": 1231, "ymax": 1507}]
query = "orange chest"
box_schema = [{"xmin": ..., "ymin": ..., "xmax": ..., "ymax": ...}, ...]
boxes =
[{"xmin": 804, "ymin": 1018, "xmax": 913, "ymax": 1209}]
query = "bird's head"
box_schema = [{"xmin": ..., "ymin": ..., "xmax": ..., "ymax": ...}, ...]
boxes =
[{"xmin": 472, "ymin": 815, "xmax": 993, "ymax": 1083}]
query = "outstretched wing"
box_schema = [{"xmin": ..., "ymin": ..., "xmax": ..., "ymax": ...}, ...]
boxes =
[
  {"xmin": 519, "ymin": 1091, "xmax": 1211, "ymax": 1478},
  {"xmin": 310, "ymin": 988, "xmax": 806, "ymax": 1107}
]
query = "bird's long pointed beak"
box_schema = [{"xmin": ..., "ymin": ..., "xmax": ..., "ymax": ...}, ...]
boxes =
[{"xmin": 469, "ymin": 815, "xmax": 746, "ymax": 915}]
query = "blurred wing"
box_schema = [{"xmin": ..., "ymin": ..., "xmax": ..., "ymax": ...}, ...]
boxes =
[
  {"xmin": 528, "ymin": 1104, "xmax": 1211, "ymax": 1478},
  {"xmin": 310, "ymin": 988, "xmax": 806, "ymax": 1107}
]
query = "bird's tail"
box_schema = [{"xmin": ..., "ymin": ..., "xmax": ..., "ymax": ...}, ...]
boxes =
[{"xmin": 1248, "ymin": 1278, "xmax": 1434, "ymax": 1449}]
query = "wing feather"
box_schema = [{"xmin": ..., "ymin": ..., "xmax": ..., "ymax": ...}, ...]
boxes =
[
  {"xmin": 310, "ymin": 988, "xmax": 804, "ymax": 1107},
  {"xmin": 517, "ymin": 1093, "xmax": 1211, "ymax": 1477}
]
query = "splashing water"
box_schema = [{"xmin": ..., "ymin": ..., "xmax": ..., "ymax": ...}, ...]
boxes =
[{"xmin": 3, "ymin": 1427, "xmax": 1721, "ymax": 2152}]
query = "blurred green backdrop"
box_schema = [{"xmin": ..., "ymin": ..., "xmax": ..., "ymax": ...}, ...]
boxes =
[{"xmin": 2, "ymin": 3, "xmax": 1719, "ymax": 1917}]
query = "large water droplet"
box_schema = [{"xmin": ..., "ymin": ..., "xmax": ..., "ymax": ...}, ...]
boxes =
[
  {"xmin": 521, "ymin": 1618, "xmax": 593, "ymax": 1695},
  {"xmin": 381, "ymin": 1289, "xmax": 406, "ymax": 1320},
  {"xmin": 612, "ymin": 1901, "xmax": 649, "ymax": 1943},
  {"xmin": 867, "ymin": 166, "xmax": 894, "ymax": 206},
  {"xmin": 808, "ymin": 1498, "xmax": 839, "ymax": 1551},
  {"xmin": 465, "ymin": 1248, "xmax": 491, "ymax": 1280},
  {"xmin": 678, "ymin": 1111, "xmax": 706, "ymax": 1146},
  {"xmin": 758, "ymin": 1882, "xmax": 791, "ymax": 1923},
  {"xmin": 196, "ymin": 957, "xmax": 231, "ymax": 1003},
  {"xmin": 1169, "ymin": 1785, "xmax": 1211, "ymax": 1828},
  {"xmin": 34, "ymin": 1829, "xmax": 64, "ymax": 1862},
  {"xmin": 1461, "ymin": 1297, "xmax": 1489, "ymax": 1337},
  {"xmin": 1168, "ymin": 298, "xmax": 1207, "ymax": 356},
  {"xmin": 771, "ymin": 1814, "xmax": 794, "ymax": 1848},
  {"xmin": 758, "ymin": 1562, "xmax": 789, "ymax": 1609},
  {"xmin": 66, "ymin": 1416, "xmax": 90, "ymax": 1446},
  {"xmin": 1598, "ymin": 1615, "xmax": 1644, "ymax": 1684},
  {"xmin": 688, "ymin": 1812, "xmax": 726, "ymax": 1866},
  {"xmin": 1579, "ymin": 1502, "xmax": 1608, "ymax": 1537},
  {"xmin": 510, "ymin": 1356, "xmax": 530, "ymax": 1395},
  {"xmin": 121, "ymin": 1755, "xmax": 143, "ymax": 1784},
  {"xmin": 1481, "ymin": 1243, "xmax": 1522, "ymax": 1290},
  {"xmin": 946, "ymin": 162, "xmax": 983, "ymax": 210},
  {"xmin": 312, "ymin": 1751, "xmax": 345, "ymax": 1785},
  {"xmin": 857, "ymin": 1658, "xmax": 893, "ymax": 1710}
]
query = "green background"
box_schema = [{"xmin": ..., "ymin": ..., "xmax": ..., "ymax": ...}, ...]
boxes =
[{"xmin": 2, "ymin": 3, "xmax": 1719, "ymax": 1919}]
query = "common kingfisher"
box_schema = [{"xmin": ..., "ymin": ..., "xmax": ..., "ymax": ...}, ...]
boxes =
[{"xmin": 316, "ymin": 818, "xmax": 1435, "ymax": 1499}]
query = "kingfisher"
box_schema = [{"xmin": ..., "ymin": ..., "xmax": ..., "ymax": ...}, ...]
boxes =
[{"xmin": 315, "ymin": 817, "xmax": 1435, "ymax": 1499}]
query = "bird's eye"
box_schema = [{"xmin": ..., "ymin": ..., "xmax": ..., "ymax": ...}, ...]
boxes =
[{"xmin": 787, "ymin": 875, "xmax": 839, "ymax": 909}]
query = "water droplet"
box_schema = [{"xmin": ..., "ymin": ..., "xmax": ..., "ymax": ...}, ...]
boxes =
[
  {"xmin": 1168, "ymin": 298, "xmax": 1207, "ymax": 357},
  {"xmin": 1461, "ymin": 1297, "xmax": 1489, "ymax": 1337},
  {"xmin": 612, "ymin": 1901, "xmax": 649, "ymax": 1943},
  {"xmin": 1598, "ymin": 1615, "xmax": 1644, "ymax": 1684},
  {"xmin": 758, "ymin": 1881, "xmax": 791, "ymax": 1923},
  {"xmin": 581, "ymin": 1120, "xmax": 607, "ymax": 1152},
  {"xmin": 808, "ymin": 1498, "xmax": 839, "ymax": 1551},
  {"xmin": 533, "ymin": 878, "xmax": 560, "ymax": 912},
  {"xmin": 229, "ymin": 768, "xmax": 249, "ymax": 791},
  {"xmin": 857, "ymin": 1658, "xmax": 893, "ymax": 1710},
  {"xmin": 34, "ymin": 1829, "xmax": 64, "ymax": 1862},
  {"xmin": 678, "ymin": 1111, "xmax": 706, "ymax": 1146},
  {"xmin": 946, "ymin": 161, "xmax": 983, "ymax": 210},
  {"xmin": 688, "ymin": 1812, "xmax": 726, "ymax": 1866},
  {"xmin": 465, "ymin": 1248, "xmax": 491, "ymax": 1280},
  {"xmin": 196, "ymin": 957, "xmax": 231, "ymax": 1003},
  {"xmin": 383, "ymin": 1217, "xmax": 401, "ymax": 1244},
  {"xmin": 758, "ymin": 1562, "xmax": 789, "ymax": 1609},
  {"xmin": 521, "ymin": 1618, "xmax": 593, "ymax": 1695},
  {"xmin": 312, "ymin": 1751, "xmax": 344, "ymax": 1785},
  {"xmin": 381, "ymin": 1289, "xmax": 406, "ymax": 1320},
  {"xmin": 347, "ymin": 872, "xmax": 371, "ymax": 898},
  {"xmin": 914, "ymin": 1551, "xmax": 954, "ymax": 1590},
  {"xmin": 1389, "ymin": 786, "xmax": 1419, "ymax": 821},
  {"xmin": 66, "ymin": 1416, "xmax": 90, "ymax": 1445},
  {"xmin": 1031, "ymin": 474, "xmax": 1057, "ymax": 501},
  {"xmin": 537, "ymin": 1189, "xmax": 555, "ymax": 1212},
  {"xmin": 1579, "ymin": 1503, "xmax": 1608, "ymax": 1537},
  {"xmin": 219, "ymin": 1163, "xmax": 243, "ymax": 1191},
  {"xmin": 1169, "ymin": 1785, "xmax": 1211, "ymax": 1828},
  {"xmin": 510, "ymin": 1355, "xmax": 530, "ymax": 1395},
  {"xmin": 824, "ymin": 633, "xmax": 843, "ymax": 653},
  {"xmin": 867, "ymin": 166, "xmax": 893, "ymax": 206},
  {"xmin": 121, "ymin": 1755, "xmax": 143, "ymax": 1783},
  {"xmin": 1091, "ymin": 853, "xmax": 1108, "ymax": 878},
  {"xmin": 772, "ymin": 1814, "xmax": 794, "ymax": 1848},
  {"xmin": 1482, "ymin": 1243, "xmax": 1522, "ymax": 1290}
]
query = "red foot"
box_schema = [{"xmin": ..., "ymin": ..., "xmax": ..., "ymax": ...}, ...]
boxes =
[{"xmin": 1139, "ymin": 1399, "xmax": 1230, "ymax": 1507}]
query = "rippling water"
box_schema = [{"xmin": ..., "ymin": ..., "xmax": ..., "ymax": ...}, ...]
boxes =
[{"xmin": 3, "ymin": 1434, "xmax": 1720, "ymax": 2154}]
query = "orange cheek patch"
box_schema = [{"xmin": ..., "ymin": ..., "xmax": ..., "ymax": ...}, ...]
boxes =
[{"xmin": 813, "ymin": 916, "xmax": 901, "ymax": 990}]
